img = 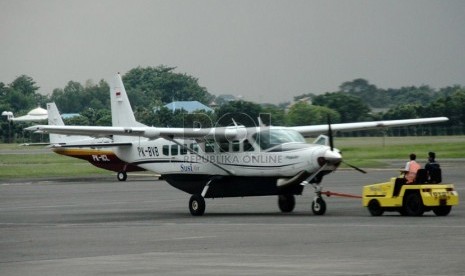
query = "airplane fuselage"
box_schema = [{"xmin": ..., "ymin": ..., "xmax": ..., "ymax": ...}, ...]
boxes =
[{"xmin": 113, "ymin": 130, "xmax": 340, "ymax": 197}]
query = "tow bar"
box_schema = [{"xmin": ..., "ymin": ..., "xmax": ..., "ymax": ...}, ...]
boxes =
[{"xmin": 321, "ymin": 191, "xmax": 362, "ymax": 199}]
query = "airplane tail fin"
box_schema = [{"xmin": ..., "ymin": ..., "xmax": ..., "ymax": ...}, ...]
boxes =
[
  {"xmin": 47, "ymin": 102, "xmax": 67, "ymax": 144},
  {"xmin": 47, "ymin": 102, "xmax": 65, "ymax": 126},
  {"xmin": 110, "ymin": 73, "xmax": 146, "ymax": 142},
  {"xmin": 47, "ymin": 102, "xmax": 89, "ymax": 144}
]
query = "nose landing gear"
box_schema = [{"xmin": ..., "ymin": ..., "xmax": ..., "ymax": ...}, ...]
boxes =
[
  {"xmin": 311, "ymin": 197, "xmax": 327, "ymax": 215},
  {"xmin": 311, "ymin": 183, "xmax": 327, "ymax": 215}
]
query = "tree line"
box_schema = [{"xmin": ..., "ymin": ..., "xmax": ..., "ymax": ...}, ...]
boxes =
[{"xmin": 1, "ymin": 66, "xmax": 464, "ymax": 143}]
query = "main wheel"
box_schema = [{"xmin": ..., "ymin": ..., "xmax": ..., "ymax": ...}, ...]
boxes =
[
  {"xmin": 117, "ymin": 172, "xmax": 127, "ymax": 181},
  {"xmin": 312, "ymin": 197, "xmax": 326, "ymax": 215},
  {"xmin": 189, "ymin": 194, "xmax": 206, "ymax": 216},
  {"xmin": 433, "ymin": 206, "xmax": 451, "ymax": 216},
  {"xmin": 367, "ymin": 199, "xmax": 384, "ymax": 216},
  {"xmin": 404, "ymin": 193, "xmax": 424, "ymax": 216},
  {"xmin": 278, "ymin": 194, "xmax": 295, "ymax": 213}
]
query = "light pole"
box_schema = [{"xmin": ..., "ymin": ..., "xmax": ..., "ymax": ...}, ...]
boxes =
[{"xmin": 1, "ymin": 111, "xmax": 13, "ymax": 143}]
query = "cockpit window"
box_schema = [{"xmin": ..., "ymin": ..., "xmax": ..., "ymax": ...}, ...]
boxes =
[{"xmin": 253, "ymin": 129, "xmax": 305, "ymax": 150}]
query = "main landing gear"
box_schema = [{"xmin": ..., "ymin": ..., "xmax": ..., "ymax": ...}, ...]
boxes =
[
  {"xmin": 278, "ymin": 194, "xmax": 296, "ymax": 213},
  {"xmin": 188, "ymin": 178, "xmax": 213, "ymax": 216},
  {"xmin": 117, "ymin": 171, "xmax": 127, "ymax": 181},
  {"xmin": 189, "ymin": 194, "xmax": 206, "ymax": 216}
]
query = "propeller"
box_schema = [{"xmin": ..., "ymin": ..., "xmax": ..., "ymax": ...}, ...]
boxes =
[
  {"xmin": 327, "ymin": 115, "xmax": 367, "ymax": 174},
  {"xmin": 342, "ymin": 161, "xmax": 367, "ymax": 174},
  {"xmin": 327, "ymin": 115, "xmax": 334, "ymax": 151}
]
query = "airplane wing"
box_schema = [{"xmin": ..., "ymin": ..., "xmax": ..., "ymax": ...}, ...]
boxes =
[
  {"xmin": 290, "ymin": 117, "xmax": 449, "ymax": 137},
  {"xmin": 26, "ymin": 117, "xmax": 448, "ymax": 140},
  {"xmin": 25, "ymin": 125, "xmax": 216, "ymax": 140}
]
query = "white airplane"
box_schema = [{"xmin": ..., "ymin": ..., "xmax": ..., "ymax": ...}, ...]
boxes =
[
  {"xmin": 46, "ymin": 102, "xmax": 145, "ymax": 181},
  {"xmin": 26, "ymin": 74, "xmax": 449, "ymax": 216}
]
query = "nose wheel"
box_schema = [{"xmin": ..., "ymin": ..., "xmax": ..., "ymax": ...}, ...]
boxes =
[
  {"xmin": 312, "ymin": 197, "xmax": 326, "ymax": 215},
  {"xmin": 310, "ymin": 183, "xmax": 327, "ymax": 215}
]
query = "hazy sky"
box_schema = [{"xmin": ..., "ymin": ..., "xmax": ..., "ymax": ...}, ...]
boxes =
[{"xmin": 1, "ymin": 0, "xmax": 464, "ymax": 104}]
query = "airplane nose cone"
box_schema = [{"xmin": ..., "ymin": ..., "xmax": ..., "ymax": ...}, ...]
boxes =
[{"xmin": 323, "ymin": 149, "xmax": 342, "ymax": 165}]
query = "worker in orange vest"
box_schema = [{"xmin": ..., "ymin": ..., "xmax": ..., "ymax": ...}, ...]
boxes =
[{"xmin": 402, "ymin": 153, "xmax": 421, "ymax": 184}]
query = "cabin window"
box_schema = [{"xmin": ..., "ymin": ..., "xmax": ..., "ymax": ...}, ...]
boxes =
[
  {"xmin": 180, "ymin": 144, "xmax": 187, "ymax": 155},
  {"xmin": 232, "ymin": 141, "xmax": 240, "ymax": 152},
  {"xmin": 190, "ymin": 143, "xmax": 199, "ymax": 153},
  {"xmin": 205, "ymin": 140, "xmax": 215, "ymax": 153},
  {"xmin": 162, "ymin": 145, "xmax": 169, "ymax": 156},
  {"xmin": 171, "ymin": 144, "xmax": 178, "ymax": 155}
]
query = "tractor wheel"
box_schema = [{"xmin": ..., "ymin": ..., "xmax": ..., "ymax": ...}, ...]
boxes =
[
  {"xmin": 433, "ymin": 206, "xmax": 451, "ymax": 216},
  {"xmin": 368, "ymin": 199, "xmax": 384, "ymax": 216},
  {"xmin": 404, "ymin": 193, "xmax": 424, "ymax": 216}
]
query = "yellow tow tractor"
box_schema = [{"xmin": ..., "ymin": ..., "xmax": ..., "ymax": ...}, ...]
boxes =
[{"xmin": 362, "ymin": 169, "xmax": 459, "ymax": 216}]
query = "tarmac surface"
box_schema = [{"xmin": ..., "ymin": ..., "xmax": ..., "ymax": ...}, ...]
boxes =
[{"xmin": 1, "ymin": 166, "xmax": 464, "ymax": 276}]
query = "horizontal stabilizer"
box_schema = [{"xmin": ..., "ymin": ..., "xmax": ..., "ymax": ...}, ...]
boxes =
[{"xmin": 51, "ymin": 142, "xmax": 133, "ymax": 148}]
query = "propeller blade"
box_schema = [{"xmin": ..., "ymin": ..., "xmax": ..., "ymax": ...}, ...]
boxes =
[
  {"xmin": 325, "ymin": 115, "xmax": 365, "ymax": 174},
  {"xmin": 327, "ymin": 115, "xmax": 334, "ymax": 151},
  {"xmin": 342, "ymin": 161, "xmax": 367, "ymax": 174}
]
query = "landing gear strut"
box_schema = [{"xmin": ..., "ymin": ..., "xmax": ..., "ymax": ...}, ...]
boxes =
[
  {"xmin": 311, "ymin": 184, "xmax": 327, "ymax": 215},
  {"xmin": 300, "ymin": 165, "xmax": 328, "ymax": 216},
  {"xmin": 188, "ymin": 178, "xmax": 214, "ymax": 216}
]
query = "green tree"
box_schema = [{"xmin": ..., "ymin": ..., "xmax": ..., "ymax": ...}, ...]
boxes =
[
  {"xmin": 286, "ymin": 102, "xmax": 340, "ymax": 126},
  {"xmin": 388, "ymin": 85, "xmax": 434, "ymax": 106},
  {"xmin": 50, "ymin": 79, "xmax": 110, "ymax": 113},
  {"xmin": 50, "ymin": 81, "xmax": 85, "ymax": 113},
  {"xmin": 64, "ymin": 115, "xmax": 89, "ymax": 126},
  {"xmin": 9, "ymin": 75, "xmax": 39, "ymax": 96},
  {"xmin": 339, "ymin": 78, "xmax": 387, "ymax": 108},
  {"xmin": 423, "ymin": 89, "xmax": 465, "ymax": 134},
  {"xmin": 123, "ymin": 66, "xmax": 214, "ymax": 109},
  {"xmin": 260, "ymin": 104, "xmax": 285, "ymax": 126},
  {"xmin": 383, "ymin": 104, "xmax": 420, "ymax": 120},
  {"xmin": 215, "ymin": 101, "xmax": 262, "ymax": 127},
  {"xmin": 78, "ymin": 108, "xmax": 111, "ymax": 126},
  {"xmin": 312, "ymin": 92, "xmax": 370, "ymax": 122},
  {"xmin": 83, "ymin": 79, "xmax": 110, "ymax": 110}
]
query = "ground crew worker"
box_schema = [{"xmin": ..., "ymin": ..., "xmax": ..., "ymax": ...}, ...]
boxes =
[
  {"xmin": 425, "ymin": 151, "xmax": 441, "ymax": 183},
  {"xmin": 402, "ymin": 153, "xmax": 421, "ymax": 184}
]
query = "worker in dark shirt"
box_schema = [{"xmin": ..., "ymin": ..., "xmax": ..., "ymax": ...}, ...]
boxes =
[{"xmin": 425, "ymin": 151, "xmax": 441, "ymax": 183}]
